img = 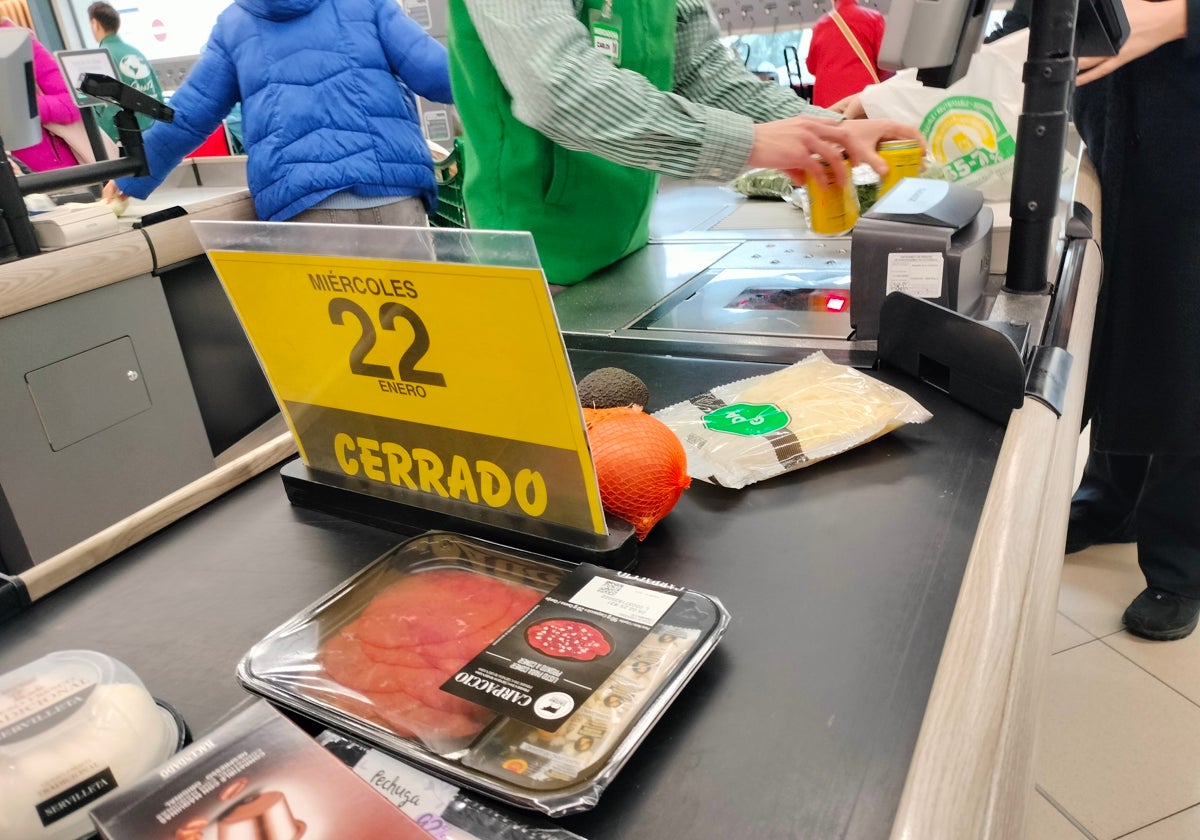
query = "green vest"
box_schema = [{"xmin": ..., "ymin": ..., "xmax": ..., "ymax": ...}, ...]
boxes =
[
  {"xmin": 447, "ymin": 0, "xmax": 676, "ymax": 285},
  {"xmin": 97, "ymin": 35, "xmax": 165, "ymax": 142}
]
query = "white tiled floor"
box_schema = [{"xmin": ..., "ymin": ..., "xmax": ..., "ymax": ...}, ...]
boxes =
[{"xmin": 1029, "ymin": 434, "xmax": 1200, "ymax": 839}]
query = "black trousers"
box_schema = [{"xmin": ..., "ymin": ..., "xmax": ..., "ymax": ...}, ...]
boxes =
[{"xmin": 1072, "ymin": 451, "xmax": 1200, "ymax": 599}]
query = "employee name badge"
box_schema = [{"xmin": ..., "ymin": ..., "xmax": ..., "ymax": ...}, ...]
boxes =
[
  {"xmin": 588, "ymin": 3, "xmax": 622, "ymax": 65},
  {"xmin": 192, "ymin": 222, "xmax": 607, "ymax": 537}
]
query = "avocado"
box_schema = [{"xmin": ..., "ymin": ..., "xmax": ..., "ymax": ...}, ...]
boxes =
[{"xmin": 577, "ymin": 367, "xmax": 650, "ymax": 409}]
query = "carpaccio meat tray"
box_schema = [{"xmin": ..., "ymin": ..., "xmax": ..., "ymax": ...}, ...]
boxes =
[{"xmin": 237, "ymin": 531, "xmax": 729, "ymax": 816}]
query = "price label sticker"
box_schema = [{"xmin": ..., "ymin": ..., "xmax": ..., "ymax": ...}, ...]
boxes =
[{"xmin": 206, "ymin": 250, "xmax": 606, "ymax": 535}]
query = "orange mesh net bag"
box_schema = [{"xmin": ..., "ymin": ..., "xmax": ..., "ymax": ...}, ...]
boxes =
[{"xmin": 583, "ymin": 407, "xmax": 691, "ymax": 540}]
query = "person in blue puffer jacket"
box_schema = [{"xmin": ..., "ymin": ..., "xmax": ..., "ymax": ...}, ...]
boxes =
[{"xmin": 103, "ymin": 0, "xmax": 452, "ymax": 226}]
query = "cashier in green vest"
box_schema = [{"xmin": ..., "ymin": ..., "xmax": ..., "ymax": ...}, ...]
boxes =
[
  {"xmin": 88, "ymin": 1, "xmax": 165, "ymax": 143},
  {"xmin": 447, "ymin": 0, "xmax": 924, "ymax": 287}
]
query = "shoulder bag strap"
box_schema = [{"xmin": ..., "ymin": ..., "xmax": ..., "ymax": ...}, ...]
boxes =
[{"xmin": 830, "ymin": 10, "xmax": 881, "ymax": 85}]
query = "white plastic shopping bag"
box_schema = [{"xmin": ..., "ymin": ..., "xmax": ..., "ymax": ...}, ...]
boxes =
[{"xmin": 858, "ymin": 31, "xmax": 1068, "ymax": 201}]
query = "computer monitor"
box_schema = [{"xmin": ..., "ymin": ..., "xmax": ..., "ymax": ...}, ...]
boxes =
[
  {"xmin": 55, "ymin": 49, "xmax": 120, "ymax": 109},
  {"xmin": 878, "ymin": 0, "xmax": 991, "ymax": 87},
  {"xmin": 880, "ymin": 0, "xmax": 1129, "ymax": 88},
  {"xmin": 0, "ymin": 29, "xmax": 41, "ymax": 151},
  {"xmin": 0, "ymin": 29, "xmax": 40, "ymax": 260}
]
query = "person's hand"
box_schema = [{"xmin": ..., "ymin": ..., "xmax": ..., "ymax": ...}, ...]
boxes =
[
  {"xmin": 828, "ymin": 94, "xmax": 867, "ymax": 119},
  {"xmin": 747, "ymin": 116, "xmax": 924, "ymax": 186},
  {"xmin": 102, "ymin": 180, "xmax": 131, "ymax": 216},
  {"xmin": 1077, "ymin": 0, "xmax": 1186, "ymax": 85},
  {"xmin": 748, "ymin": 116, "xmax": 846, "ymax": 184},
  {"xmin": 9, "ymin": 159, "xmax": 20, "ymax": 177},
  {"xmin": 838, "ymin": 119, "xmax": 926, "ymax": 175},
  {"xmin": 102, "ymin": 180, "xmax": 127, "ymax": 203}
]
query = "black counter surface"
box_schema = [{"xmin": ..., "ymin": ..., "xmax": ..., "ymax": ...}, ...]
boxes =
[{"xmin": 0, "ymin": 350, "xmax": 1004, "ymax": 839}]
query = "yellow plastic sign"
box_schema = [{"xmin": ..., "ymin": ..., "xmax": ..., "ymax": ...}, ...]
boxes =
[{"xmin": 207, "ymin": 250, "xmax": 606, "ymax": 535}]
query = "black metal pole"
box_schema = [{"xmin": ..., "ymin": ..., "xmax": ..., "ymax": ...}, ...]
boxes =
[
  {"xmin": 1003, "ymin": 0, "xmax": 1080, "ymax": 293},
  {"xmin": 0, "ymin": 108, "xmax": 150, "ymax": 262},
  {"xmin": 80, "ymin": 107, "xmax": 110, "ymax": 162},
  {"xmin": 17, "ymin": 109, "xmax": 148, "ymax": 198},
  {"xmin": 17, "ymin": 156, "xmax": 143, "ymax": 196}
]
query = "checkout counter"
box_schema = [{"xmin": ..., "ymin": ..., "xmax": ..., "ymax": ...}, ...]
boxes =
[
  {"xmin": 0, "ymin": 151, "xmax": 1103, "ymax": 839},
  {"xmin": 0, "ymin": 157, "xmax": 286, "ymax": 576}
]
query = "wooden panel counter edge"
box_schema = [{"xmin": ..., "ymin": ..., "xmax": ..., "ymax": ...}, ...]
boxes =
[
  {"xmin": 890, "ymin": 154, "xmax": 1102, "ymax": 839},
  {"xmin": 0, "ymin": 188, "xmax": 256, "ymax": 319},
  {"xmin": 20, "ymin": 431, "xmax": 295, "ymax": 602}
]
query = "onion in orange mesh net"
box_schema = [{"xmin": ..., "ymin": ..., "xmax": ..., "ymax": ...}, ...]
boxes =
[{"xmin": 583, "ymin": 407, "xmax": 690, "ymax": 540}]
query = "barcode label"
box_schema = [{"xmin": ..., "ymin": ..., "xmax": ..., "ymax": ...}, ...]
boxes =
[{"xmin": 570, "ymin": 577, "xmax": 678, "ymax": 627}]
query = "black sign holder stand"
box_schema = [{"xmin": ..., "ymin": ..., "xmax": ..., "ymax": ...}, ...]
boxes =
[{"xmin": 280, "ymin": 461, "xmax": 639, "ymax": 571}]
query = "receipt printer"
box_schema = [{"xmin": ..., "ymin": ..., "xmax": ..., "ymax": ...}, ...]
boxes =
[
  {"xmin": 30, "ymin": 202, "xmax": 119, "ymax": 250},
  {"xmin": 850, "ymin": 179, "xmax": 993, "ymax": 340}
]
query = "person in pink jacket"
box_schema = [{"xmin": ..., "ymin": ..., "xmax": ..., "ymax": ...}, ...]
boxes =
[{"xmin": 1, "ymin": 18, "xmax": 82, "ymax": 172}]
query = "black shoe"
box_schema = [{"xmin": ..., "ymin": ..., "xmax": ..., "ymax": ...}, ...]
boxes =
[{"xmin": 1122, "ymin": 588, "xmax": 1200, "ymax": 641}]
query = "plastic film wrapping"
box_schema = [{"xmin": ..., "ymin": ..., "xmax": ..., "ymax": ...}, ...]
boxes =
[{"xmin": 653, "ymin": 352, "xmax": 932, "ymax": 489}]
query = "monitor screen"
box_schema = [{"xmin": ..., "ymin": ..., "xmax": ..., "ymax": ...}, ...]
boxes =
[
  {"xmin": 878, "ymin": 0, "xmax": 993, "ymax": 88},
  {"xmin": 880, "ymin": 0, "xmax": 1129, "ymax": 88},
  {"xmin": 0, "ymin": 29, "xmax": 40, "ymax": 150},
  {"xmin": 55, "ymin": 49, "xmax": 119, "ymax": 108}
]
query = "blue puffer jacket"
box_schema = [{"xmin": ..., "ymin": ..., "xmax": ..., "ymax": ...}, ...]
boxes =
[{"xmin": 116, "ymin": 0, "xmax": 452, "ymax": 220}]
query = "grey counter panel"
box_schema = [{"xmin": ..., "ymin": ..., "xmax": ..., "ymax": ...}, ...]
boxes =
[
  {"xmin": 25, "ymin": 336, "xmax": 152, "ymax": 451},
  {"xmin": 0, "ymin": 274, "xmax": 215, "ymax": 572}
]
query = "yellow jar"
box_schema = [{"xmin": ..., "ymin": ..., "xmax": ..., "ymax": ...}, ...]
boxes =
[
  {"xmin": 877, "ymin": 140, "xmax": 924, "ymax": 198},
  {"xmin": 804, "ymin": 157, "xmax": 858, "ymax": 236}
]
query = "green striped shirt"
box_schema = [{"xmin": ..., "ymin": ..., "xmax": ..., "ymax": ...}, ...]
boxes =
[{"xmin": 462, "ymin": 0, "xmax": 838, "ymax": 181}]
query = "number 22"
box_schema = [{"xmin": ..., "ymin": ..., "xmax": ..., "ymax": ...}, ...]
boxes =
[{"xmin": 328, "ymin": 297, "xmax": 447, "ymax": 387}]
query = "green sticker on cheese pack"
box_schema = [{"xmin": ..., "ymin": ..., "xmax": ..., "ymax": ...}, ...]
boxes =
[{"xmin": 702, "ymin": 403, "xmax": 790, "ymax": 437}]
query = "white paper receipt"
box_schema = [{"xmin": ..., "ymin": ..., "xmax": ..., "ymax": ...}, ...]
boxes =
[{"xmin": 886, "ymin": 252, "xmax": 944, "ymax": 298}]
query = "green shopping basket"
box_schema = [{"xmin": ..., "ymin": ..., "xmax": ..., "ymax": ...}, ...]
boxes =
[{"xmin": 431, "ymin": 139, "xmax": 467, "ymax": 229}]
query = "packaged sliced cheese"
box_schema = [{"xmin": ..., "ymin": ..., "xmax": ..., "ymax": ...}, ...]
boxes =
[{"xmin": 653, "ymin": 352, "xmax": 932, "ymax": 489}]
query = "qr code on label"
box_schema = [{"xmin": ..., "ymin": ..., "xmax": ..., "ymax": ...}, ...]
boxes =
[{"xmin": 597, "ymin": 580, "xmax": 623, "ymax": 597}]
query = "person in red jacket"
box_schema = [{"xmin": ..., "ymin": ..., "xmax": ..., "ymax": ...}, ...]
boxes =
[
  {"xmin": 1, "ymin": 18, "xmax": 83, "ymax": 172},
  {"xmin": 805, "ymin": 0, "xmax": 892, "ymax": 109}
]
